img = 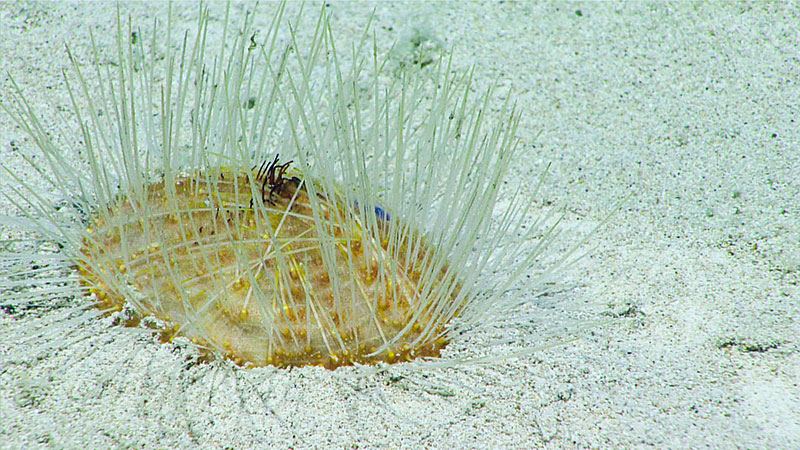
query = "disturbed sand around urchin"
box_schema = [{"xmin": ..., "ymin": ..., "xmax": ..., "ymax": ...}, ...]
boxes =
[{"xmin": 1, "ymin": 2, "xmax": 799, "ymax": 449}]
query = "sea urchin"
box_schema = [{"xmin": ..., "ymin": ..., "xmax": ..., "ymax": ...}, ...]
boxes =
[{"xmin": 1, "ymin": 4, "xmax": 560, "ymax": 369}]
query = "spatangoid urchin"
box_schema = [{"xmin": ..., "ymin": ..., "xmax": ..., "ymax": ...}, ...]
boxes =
[{"xmin": 1, "ymin": 3, "xmax": 600, "ymax": 370}]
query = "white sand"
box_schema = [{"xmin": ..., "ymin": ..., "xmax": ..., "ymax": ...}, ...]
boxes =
[{"xmin": 1, "ymin": 1, "xmax": 798, "ymax": 449}]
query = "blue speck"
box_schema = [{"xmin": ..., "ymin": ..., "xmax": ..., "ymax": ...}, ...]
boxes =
[
  {"xmin": 354, "ymin": 200, "xmax": 390, "ymax": 221},
  {"xmin": 374, "ymin": 205, "xmax": 390, "ymax": 221}
]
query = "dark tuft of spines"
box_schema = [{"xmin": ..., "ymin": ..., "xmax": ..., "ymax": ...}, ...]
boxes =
[{"xmin": 250, "ymin": 154, "xmax": 300, "ymax": 208}]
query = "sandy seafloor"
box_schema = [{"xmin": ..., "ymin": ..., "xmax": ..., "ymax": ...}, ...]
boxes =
[{"xmin": 1, "ymin": 1, "xmax": 798, "ymax": 449}]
